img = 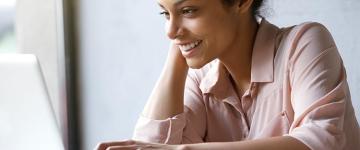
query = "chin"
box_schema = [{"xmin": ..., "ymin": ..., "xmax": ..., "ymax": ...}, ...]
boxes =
[{"xmin": 186, "ymin": 59, "xmax": 208, "ymax": 69}]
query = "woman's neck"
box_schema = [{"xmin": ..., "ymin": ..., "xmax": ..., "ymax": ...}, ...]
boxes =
[{"xmin": 219, "ymin": 15, "xmax": 259, "ymax": 97}]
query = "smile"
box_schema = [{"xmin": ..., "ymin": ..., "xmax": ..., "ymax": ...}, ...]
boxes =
[{"xmin": 178, "ymin": 40, "xmax": 202, "ymax": 52}]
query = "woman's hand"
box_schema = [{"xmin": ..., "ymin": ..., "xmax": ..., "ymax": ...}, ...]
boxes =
[
  {"xmin": 94, "ymin": 139, "xmax": 182, "ymax": 150},
  {"xmin": 165, "ymin": 41, "xmax": 189, "ymax": 71}
]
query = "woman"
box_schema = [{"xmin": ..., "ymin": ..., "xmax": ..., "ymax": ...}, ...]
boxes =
[{"xmin": 96, "ymin": 0, "xmax": 360, "ymax": 149}]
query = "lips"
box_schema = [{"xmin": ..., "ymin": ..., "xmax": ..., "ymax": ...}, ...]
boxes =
[{"xmin": 178, "ymin": 40, "xmax": 202, "ymax": 58}]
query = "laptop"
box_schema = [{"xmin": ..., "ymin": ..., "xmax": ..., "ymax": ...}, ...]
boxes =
[{"xmin": 0, "ymin": 54, "xmax": 65, "ymax": 150}]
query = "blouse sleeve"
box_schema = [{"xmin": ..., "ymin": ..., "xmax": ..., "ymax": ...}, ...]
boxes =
[
  {"xmin": 132, "ymin": 69, "xmax": 207, "ymax": 144},
  {"xmin": 286, "ymin": 22, "xmax": 348, "ymax": 150}
]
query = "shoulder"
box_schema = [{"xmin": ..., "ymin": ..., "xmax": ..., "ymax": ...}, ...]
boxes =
[
  {"xmin": 279, "ymin": 21, "xmax": 336, "ymax": 47},
  {"xmin": 292, "ymin": 22, "xmax": 335, "ymax": 46},
  {"xmin": 278, "ymin": 22, "xmax": 339, "ymax": 63}
]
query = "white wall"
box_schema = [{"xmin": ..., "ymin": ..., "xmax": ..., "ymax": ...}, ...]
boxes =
[
  {"xmin": 77, "ymin": 0, "xmax": 360, "ymax": 149},
  {"xmin": 16, "ymin": 0, "xmax": 64, "ymax": 127},
  {"xmin": 77, "ymin": 1, "xmax": 168, "ymax": 149}
]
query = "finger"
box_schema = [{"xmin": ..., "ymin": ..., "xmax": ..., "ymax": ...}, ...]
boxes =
[
  {"xmin": 104, "ymin": 142, "xmax": 173, "ymax": 150},
  {"xmin": 106, "ymin": 145, "xmax": 140, "ymax": 150},
  {"xmin": 95, "ymin": 140, "xmax": 136, "ymax": 150}
]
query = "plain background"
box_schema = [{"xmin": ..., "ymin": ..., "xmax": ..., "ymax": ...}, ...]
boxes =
[{"xmin": 75, "ymin": 0, "xmax": 360, "ymax": 149}]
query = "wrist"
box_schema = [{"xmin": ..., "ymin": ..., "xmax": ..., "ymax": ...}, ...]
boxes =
[{"xmin": 163, "ymin": 58, "xmax": 189, "ymax": 80}]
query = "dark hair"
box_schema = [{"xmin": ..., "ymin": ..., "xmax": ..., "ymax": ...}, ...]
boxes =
[{"xmin": 222, "ymin": 0, "xmax": 265, "ymax": 17}]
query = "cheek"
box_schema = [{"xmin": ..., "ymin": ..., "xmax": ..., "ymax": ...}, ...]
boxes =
[
  {"xmin": 183, "ymin": 18, "xmax": 209, "ymax": 38},
  {"xmin": 183, "ymin": 15, "xmax": 237, "ymax": 66},
  {"xmin": 210, "ymin": 18, "xmax": 238, "ymax": 49},
  {"xmin": 203, "ymin": 25, "xmax": 235, "ymax": 57}
]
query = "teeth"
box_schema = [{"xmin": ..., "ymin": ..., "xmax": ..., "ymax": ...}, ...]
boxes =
[{"xmin": 179, "ymin": 40, "xmax": 201, "ymax": 52}]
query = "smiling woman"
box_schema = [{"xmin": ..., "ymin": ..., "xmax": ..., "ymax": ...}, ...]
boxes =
[{"xmin": 95, "ymin": 0, "xmax": 360, "ymax": 150}]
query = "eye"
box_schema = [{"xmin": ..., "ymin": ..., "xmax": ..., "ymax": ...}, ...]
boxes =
[
  {"xmin": 181, "ymin": 7, "xmax": 197, "ymax": 16},
  {"xmin": 159, "ymin": 11, "xmax": 170, "ymax": 19}
]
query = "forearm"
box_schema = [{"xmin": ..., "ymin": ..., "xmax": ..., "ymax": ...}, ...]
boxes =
[
  {"xmin": 142, "ymin": 47, "xmax": 189, "ymax": 120},
  {"xmin": 181, "ymin": 136, "xmax": 310, "ymax": 150}
]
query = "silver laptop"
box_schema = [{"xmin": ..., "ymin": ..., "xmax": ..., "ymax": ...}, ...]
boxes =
[{"xmin": 0, "ymin": 54, "xmax": 64, "ymax": 150}]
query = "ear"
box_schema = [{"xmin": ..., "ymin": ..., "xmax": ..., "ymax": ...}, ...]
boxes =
[{"xmin": 236, "ymin": 0, "xmax": 254, "ymax": 14}]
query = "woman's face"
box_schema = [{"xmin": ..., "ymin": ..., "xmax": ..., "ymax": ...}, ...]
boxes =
[{"xmin": 158, "ymin": 0, "xmax": 243, "ymax": 68}]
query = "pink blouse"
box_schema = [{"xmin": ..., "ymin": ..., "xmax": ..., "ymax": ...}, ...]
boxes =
[{"xmin": 133, "ymin": 19, "xmax": 360, "ymax": 150}]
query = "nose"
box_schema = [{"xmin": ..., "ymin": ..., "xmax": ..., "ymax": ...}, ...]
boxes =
[{"xmin": 165, "ymin": 18, "xmax": 182, "ymax": 40}]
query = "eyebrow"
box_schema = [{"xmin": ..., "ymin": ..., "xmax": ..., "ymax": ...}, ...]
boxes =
[{"xmin": 158, "ymin": 0, "xmax": 188, "ymax": 9}]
